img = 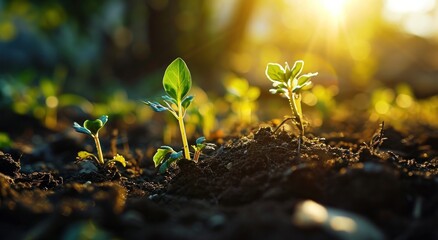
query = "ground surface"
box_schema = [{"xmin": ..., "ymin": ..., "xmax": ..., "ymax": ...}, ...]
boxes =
[{"xmin": 0, "ymin": 116, "xmax": 437, "ymax": 240}]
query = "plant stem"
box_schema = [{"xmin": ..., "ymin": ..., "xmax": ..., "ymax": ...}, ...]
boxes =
[
  {"xmin": 288, "ymin": 91, "xmax": 304, "ymax": 157},
  {"xmin": 93, "ymin": 134, "xmax": 105, "ymax": 165},
  {"xmin": 288, "ymin": 92, "xmax": 304, "ymax": 136},
  {"xmin": 193, "ymin": 150, "xmax": 201, "ymax": 163},
  {"xmin": 178, "ymin": 104, "xmax": 191, "ymax": 160}
]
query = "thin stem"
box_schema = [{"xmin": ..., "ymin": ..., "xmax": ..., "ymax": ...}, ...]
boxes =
[
  {"xmin": 193, "ymin": 150, "xmax": 201, "ymax": 163},
  {"xmin": 178, "ymin": 104, "xmax": 191, "ymax": 160},
  {"xmin": 288, "ymin": 91, "xmax": 304, "ymax": 158},
  {"xmin": 93, "ymin": 134, "xmax": 105, "ymax": 165},
  {"xmin": 287, "ymin": 92, "xmax": 304, "ymax": 136}
]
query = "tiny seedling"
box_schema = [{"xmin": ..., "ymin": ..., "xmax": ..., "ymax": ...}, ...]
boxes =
[
  {"xmin": 73, "ymin": 115, "xmax": 126, "ymax": 167},
  {"xmin": 191, "ymin": 136, "xmax": 216, "ymax": 163},
  {"xmin": 144, "ymin": 57, "xmax": 194, "ymax": 160},
  {"xmin": 266, "ymin": 60, "xmax": 318, "ymax": 153},
  {"xmin": 153, "ymin": 146, "xmax": 183, "ymax": 173}
]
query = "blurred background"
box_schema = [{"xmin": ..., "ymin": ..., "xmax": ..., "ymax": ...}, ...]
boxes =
[{"xmin": 0, "ymin": 0, "xmax": 437, "ymax": 143}]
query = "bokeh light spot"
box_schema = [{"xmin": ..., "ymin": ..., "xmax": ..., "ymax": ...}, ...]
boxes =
[
  {"xmin": 396, "ymin": 94, "xmax": 413, "ymax": 108},
  {"xmin": 46, "ymin": 96, "xmax": 59, "ymax": 108},
  {"xmin": 375, "ymin": 100, "xmax": 390, "ymax": 114},
  {"xmin": 0, "ymin": 21, "xmax": 17, "ymax": 41}
]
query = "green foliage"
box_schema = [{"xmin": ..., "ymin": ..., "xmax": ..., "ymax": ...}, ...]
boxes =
[
  {"xmin": 152, "ymin": 146, "xmax": 183, "ymax": 173},
  {"xmin": 163, "ymin": 58, "xmax": 192, "ymax": 102},
  {"xmin": 266, "ymin": 60, "xmax": 318, "ymax": 138},
  {"xmin": 144, "ymin": 57, "xmax": 193, "ymax": 160}
]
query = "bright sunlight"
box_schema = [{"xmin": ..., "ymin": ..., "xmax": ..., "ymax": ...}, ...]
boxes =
[{"xmin": 319, "ymin": 0, "xmax": 348, "ymax": 18}]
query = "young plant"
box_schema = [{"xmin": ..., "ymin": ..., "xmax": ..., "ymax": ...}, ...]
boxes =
[
  {"xmin": 266, "ymin": 60, "xmax": 318, "ymax": 151},
  {"xmin": 144, "ymin": 57, "xmax": 194, "ymax": 160},
  {"xmin": 191, "ymin": 136, "xmax": 216, "ymax": 163},
  {"xmin": 73, "ymin": 115, "xmax": 125, "ymax": 167}
]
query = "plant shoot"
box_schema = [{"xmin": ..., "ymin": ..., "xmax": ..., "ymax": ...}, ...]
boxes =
[
  {"xmin": 266, "ymin": 60, "xmax": 318, "ymax": 151},
  {"xmin": 144, "ymin": 57, "xmax": 194, "ymax": 160}
]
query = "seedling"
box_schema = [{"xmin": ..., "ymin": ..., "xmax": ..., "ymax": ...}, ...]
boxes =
[
  {"xmin": 191, "ymin": 137, "xmax": 216, "ymax": 163},
  {"xmin": 153, "ymin": 146, "xmax": 183, "ymax": 173},
  {"xmin": 73, "ymin": 115, "xmax": 125, "ymax": 168},
  {"xmin": 266, "ymin": 60, "xmax": 318, "ymax": 153},
  {"xmin": 144, "ymin": 57, "xmax": 194, "ymax": 160}
]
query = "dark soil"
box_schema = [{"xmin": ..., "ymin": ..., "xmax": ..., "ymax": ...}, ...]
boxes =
[{"xmin": 1, "ymin": 119, "xmax": 437, "ymax": 240}]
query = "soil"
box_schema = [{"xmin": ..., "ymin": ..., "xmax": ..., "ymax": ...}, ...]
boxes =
[{"xmin": 1, "ymin": 116, "xmax": 437, "ymax": 240}]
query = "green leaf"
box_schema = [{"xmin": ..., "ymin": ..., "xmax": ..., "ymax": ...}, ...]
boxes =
[
  {"xmin": 152, "ymin": 146, "xmax": 175, "ymax": 168},
  {"xmin": 196, "ymin": 136, "xmax": 206, "ymax": 145},
  {"xmin": 158, "ymin": 150, "xmax": 183, "ymax": 173},
  {"xmin": 291, "ymin": 60, "xmax": 304, "ymax": 79},
  {"xmin": 162, "ymin": 95, "xmax": 177, "ymax": 105},
  {"xmin": 181, "ymin": 95, "xmax": 194, "ymax": 109},
  {"xmin": 143, "ymin": 101, "xmax": 169, "ymax": 112},
  {"xmin": 163, "ymin": 57, "xmax": 192, "ymax": 103},
  {"xmin": 266, "ymin": 63, "xmax": 285, "ymax": 83},
  {"xmin": 284, "ymin": 62, "xmax": 293, "ymax": 80},
  {"xmin": 84, "ymin": 117, "xmax": 106, "ymax": 135},
  {"xmin": 292, "ymin": 81, "xmax": 312, "ymax": 93},
  {"xmin": 73, "ymin": 122, "xmax": 92, "ymax": 136},
  {"xmin": 297, "ymin": 72, "xmax": 318, "ymax": 86}
]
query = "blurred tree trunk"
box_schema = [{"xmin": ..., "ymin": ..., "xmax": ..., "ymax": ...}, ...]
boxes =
[{"xmin": 146, "ymin": 0, "xmax": 257, "ymax": 90}]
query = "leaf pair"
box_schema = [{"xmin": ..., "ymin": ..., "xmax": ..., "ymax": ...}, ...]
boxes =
[{"xmin": 73, "ymin": 115, "xmax": 108, "ymax": 136}]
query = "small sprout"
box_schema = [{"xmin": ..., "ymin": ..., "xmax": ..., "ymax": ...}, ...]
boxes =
[
  {"xmin": 191, "ymin": 137, "xmax": 216, "ymax": 163},
  {"xmin": 73, "ymin": 115, "xmax": 108, "ymax": 165},
  {"xmin": 144, "ymin": 57, "xmax": 193, "ymax": 160},
  {"xmin": 107, "ymin": 154, "xmax": 127, "ymax": 167},
  {"xmin": 152, "ymin": 146, "xmax": 183, "ymax": 173},
  {"xmin": 266, "ymin": 60, "xmax": 318, "ymax": 154}
]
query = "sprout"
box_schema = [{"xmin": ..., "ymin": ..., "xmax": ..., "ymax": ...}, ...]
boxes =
[
  {"xmin": 73, "ymin": 115, "xmax": 126, "ymax": 167},
  {"xmin": 191, "ymin": 137, "xmax": 216, "ymax": 163},
  {"xmin": 144, "ymin": 58, "xmax": 193, "ymax": 160},
  {"xmin": 266, "ymin": 60, "xmax": 318, "ymax": 154}
]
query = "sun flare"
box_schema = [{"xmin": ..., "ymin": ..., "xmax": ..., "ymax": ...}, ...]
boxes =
[{"xmin": 319, "ymin": 0, "xmax": 348, "ymax": 18}]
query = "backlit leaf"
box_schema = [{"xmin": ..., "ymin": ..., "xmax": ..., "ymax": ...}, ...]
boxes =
[
  {"xmin": 84, "ymin": 118, "xmax": 105, "ymax": 135},
  {"xmin": 297, "ymin": 72, "xmax": 318, "ymax": 86},
  {"xmin": 163, "ymin": 57, "xmax": 192, "ymax": 103},
  {"xmin": 152, "ymin": 146, "xmax": 175, "ymax": 167},
  {"xmin": 181, "ymin": 95, "xmax": 194, "ymax": 109},
  {"xmin": 291, "ymin": 60, "xmax": 304, "ymax": 79},
  {"xmin": 266, "ymin": 63, "xmax": 285, "ymax": 83}
]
